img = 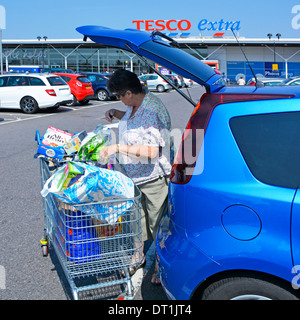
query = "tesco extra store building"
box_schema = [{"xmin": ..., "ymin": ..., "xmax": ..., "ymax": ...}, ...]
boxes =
[{"xmin": 3, "ymin": 18, "xmax": 300, "ymax": 83}]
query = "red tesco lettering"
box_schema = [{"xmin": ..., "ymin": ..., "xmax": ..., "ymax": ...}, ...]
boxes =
[{"xmin": 132, "ymin": 20, "xmax": 191, "ymax": 32}]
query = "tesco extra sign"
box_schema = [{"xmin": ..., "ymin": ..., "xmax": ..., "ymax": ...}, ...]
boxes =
[{"xmin": 132, "ymin": 19, "xmax": 241, "ymax": 34}]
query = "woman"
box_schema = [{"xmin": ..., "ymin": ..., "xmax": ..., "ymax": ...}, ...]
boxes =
[{"xmin": 99, "ymin": 69, "xmax": 173, "ymax": 284}]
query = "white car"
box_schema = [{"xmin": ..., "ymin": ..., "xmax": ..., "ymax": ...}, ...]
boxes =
[
  {"xmin": 0, "ymin": 73, "xmax": 73, "ymax": 113},
  {"xmin": 182, "ymin": 77, "xmax": 193, "ymax": 87},
  {"xmin": 138, "ymin": 74, "xmax": 171, "ymax": 92}
]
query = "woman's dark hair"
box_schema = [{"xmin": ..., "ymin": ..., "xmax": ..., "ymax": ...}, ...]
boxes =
[{"xmin": 107, "ymin": 68, "xmax": 143, "ymax": 95}]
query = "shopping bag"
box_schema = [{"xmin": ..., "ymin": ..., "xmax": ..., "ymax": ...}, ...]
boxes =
[
  {"xmin": 78, "ymin": 129, "xmax": 111, "ymax": 163},
  {"xmin": 41, "ymin": 161, "xmax": 135, "ymax": 223}
]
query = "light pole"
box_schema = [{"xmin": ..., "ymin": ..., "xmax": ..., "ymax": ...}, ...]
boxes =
[
  {"xmin": 37, "ymin": 36, "xmax": 47, "ymax": 68},
  {"xmin": 267, "ymin": 33, "xmax": 281, "ymax": 76}
]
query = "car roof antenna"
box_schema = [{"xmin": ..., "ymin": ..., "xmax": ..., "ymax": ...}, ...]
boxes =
[{"xmin": 231, "ymin": 27, "xmax": 262, "ymax": 87}]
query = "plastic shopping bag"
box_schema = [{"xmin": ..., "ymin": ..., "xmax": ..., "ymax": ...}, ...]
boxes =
[
  {"xmin": 41, "ymin": 161, "xmax": 135, "ymax": 224},
  {"xmin": 78, "ymin": 129, "xmax": 111, "ymax": 163}
]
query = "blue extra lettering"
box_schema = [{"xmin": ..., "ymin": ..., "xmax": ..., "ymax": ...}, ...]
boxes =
[
  {"xmin": 207, "ymin": 21, "xmax": 218, "ymax": 31},
  {"xmin": 231, "ymin": 21, "xmax": 241, "ymax": 31},
  {"xmin": 198, "ymin": 19, "xmax": 241, "ymax": 31},
  {"xmin": 198, "ymin": 19, "xmax": 207, "ymax": 31}
]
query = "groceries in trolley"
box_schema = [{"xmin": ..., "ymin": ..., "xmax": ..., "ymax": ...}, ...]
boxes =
[
  {"xmin": 78, "ymin": 129, "xmax": 110, "ymax": 163},
  {"xmin": 35, "ymin": 124, "xmax": 112, "ymax": 164},
  {"xmin": 36, "ymin": 129, "xmax": 143, "ymax": 299},
  {"xmin": 56, "ymin": 209, "xmax": 102, "ymax": 263},
  {"xmin": 41, "ymin": 161, "xmax": 135, "ymax": 224},
  {"xmin": 63, "ymin": 130, "xmax": 87, "ymax": 155},
  {"xmin": 36, "ymin": 126, "xmax": 72, "ymax": 160}
]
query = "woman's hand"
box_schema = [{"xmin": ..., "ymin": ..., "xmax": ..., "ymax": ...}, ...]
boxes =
[
  {"xmin": 99, "ymin": 144, "xmax": 118, "ymax": 162},
  {"xmin": 105, "ymin": 109, "xmax": 115, "ymax": 122},
  {"xmin": 105, "ymin": 109, "xmax": 126, "ymax": 122}
]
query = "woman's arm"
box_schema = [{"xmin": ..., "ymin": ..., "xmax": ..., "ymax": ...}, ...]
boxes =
[{"xmin": 99, "ymin": 144, "xmax": 159, "ymax": 160}]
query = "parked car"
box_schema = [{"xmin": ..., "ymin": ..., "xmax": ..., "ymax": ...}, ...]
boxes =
[
  {"xmin": 53, "ymin": 73, "xmax": 94, "ymax": 106},
  {"xmin": 164, "ymin": 74, "xmax": 179, "ymax": 88},
  {"xmin": 77, "ymin": 25, "xmax": 300, "ymax": 300},
  {"xmin": 247, "ymin": 77, "xmax": 285, "ymax": 86},
  {"xmin": 0, "ymin": 73, "xmax": 72, "ymax": 113},
  {"xmin": 80, "ymin": 72, "xmax": 116, "ymax": 101},
  {"xmin": 175, "ymin": 74, "xmax": 183, "ymax": 87},
  {"xmin": 182, "ymin": 77, "xmax": 193, "ymax": 87},
  {"xmin": 281, "ymin": 76, "xmax": 300, "ymax": 86},
  {"xmin": 138, "ymin": 73, "xmax": 171, "ymax": 92}
]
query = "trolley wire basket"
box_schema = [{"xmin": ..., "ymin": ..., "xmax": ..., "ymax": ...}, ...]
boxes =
[{"xmin": 38, "ymin": 155, "xmax": 143, "ymax": 300}]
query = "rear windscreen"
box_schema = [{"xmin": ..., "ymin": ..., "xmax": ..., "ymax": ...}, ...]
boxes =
[
  {"xmin": 47, "ymin": 76, "xmax": 67, "ymax": 86},
  {"xmin": 77, "ymin": 76, "xmax": 90, "ymax": 83}
]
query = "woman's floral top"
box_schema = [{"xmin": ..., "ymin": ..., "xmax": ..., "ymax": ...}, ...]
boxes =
[{"xmin": 118, "ymin": 92, "xmax": 173, "ymax": 185}]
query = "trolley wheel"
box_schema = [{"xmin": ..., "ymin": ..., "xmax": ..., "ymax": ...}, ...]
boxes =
[{"xmin": 40, "ymin": 238, "xmax": 49, "ymax": 257}]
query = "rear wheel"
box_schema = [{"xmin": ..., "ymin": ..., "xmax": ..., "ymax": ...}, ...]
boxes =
[
  {"xmin": 20, "ymin": 96, "xmax": 39, "ymax": 114},
  {"xmin": 201, "ymin": 275, "xmax": 299, "ymax": 300},
  {"xmin": 65, "ymin": 94, "xmax": 77, "ymax": 106},
  {"xmin": 157, "ymin": 85, "xmax": 165, "ymax": 93},
  {"xmin": 78, "ymin": 99, "xmax": 89, "ymax": 105},
  {"xmin": 97, "ymin": 89, "xmax": 109, "ymax": 101}
]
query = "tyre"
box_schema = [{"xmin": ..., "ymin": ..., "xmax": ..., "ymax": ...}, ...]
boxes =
[
  {"xmin": 78, "ymin": 99, "xmax": 89, "ymax": 105},
  {"xmin": 97, "ymin": 89, "xmax": 109, "ymax": 101},
  {"xmin": 201, "ymin": 275, "xmax": 299, "ymax": 300},
  {"xmin": 20, "ymin": 96, "xmax": 39, "ymax": 114},
  {"xmin": 65, "ymin": 94, "xmax": 77, "ymax": 106},
  {"xmin": 157, "ymin": 85, "xmax": 165, "ymax": 93}
]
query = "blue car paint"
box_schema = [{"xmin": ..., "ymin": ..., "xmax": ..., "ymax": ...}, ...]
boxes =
[
  {"xmin": 156, "ymin": 97, "xmax": 300, "ymax": 299},
  {"xmin": 80, "ymin": 72, "xmax": 114, "ymax": 100}
]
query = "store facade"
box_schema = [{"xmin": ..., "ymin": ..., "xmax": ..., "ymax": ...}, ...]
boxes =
[{"xmin": 2, "ymin": 34, "xmax": 300, "ymax": 83}]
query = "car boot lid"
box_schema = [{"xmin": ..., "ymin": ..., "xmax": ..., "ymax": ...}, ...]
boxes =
[{"xmin": 76, "ymin": 25, "xmax": 224, "ymax": 92}]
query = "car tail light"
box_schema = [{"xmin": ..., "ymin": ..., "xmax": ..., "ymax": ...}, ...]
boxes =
[
  {"xmin": 76, "ymin": 81, "xmax": 82, "ymax": 87},
  {"xmin": 170, "ymin": 93, "xmax": 294, "ymax": 184},
  {"xmin": 45, "ymin": 89, "xmax": 56, "ymax": 96}
]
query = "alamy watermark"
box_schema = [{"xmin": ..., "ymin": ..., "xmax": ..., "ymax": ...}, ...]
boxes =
[
  {"xmin": 103, "ymin": 126, "xmax": 205, "ymax": 175},
  {"xmin": 291, "ymin": 5, "xmax": 300, "ymax": 30}
]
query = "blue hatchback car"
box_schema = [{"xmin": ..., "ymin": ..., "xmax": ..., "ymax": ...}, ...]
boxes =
[
  {"xmin": 77, "ymin": 25, "xmax": 300, "ymax": 300},
  {"xmin": 80, "ymin": 72, "xmax": 116, "ymax": 101}
]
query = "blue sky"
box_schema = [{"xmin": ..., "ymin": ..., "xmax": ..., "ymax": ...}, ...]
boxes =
[{"xmin": 1, "ymin": 0, "xmax": 300, "ymax": 39}]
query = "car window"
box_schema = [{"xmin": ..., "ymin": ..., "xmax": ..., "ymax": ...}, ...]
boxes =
[
  {"xmin": 291, "ymin": 80, "xmax": 300, "ymax": 85},
  {"xmin": 29, "ymin": 77, "xmax": 46, "ymax": 86},
  {"xmin": 7, "ymin": 76, "xmax": 29, "ymax": 86},
  {"xmin": 265, "ymin": 82, "xmax": 282, "ymax": 86},
  {"xmin": 47, "ymin": 76, "xmax": 66, "ymax": 86},
  {"xmin": 148, "ymin": 75, "xmax": 158, "ymax": 80},
  {"xmin": 87, "ymin": 75, "xmax": 96, "ymax": 82},
  {"xmin": 139, "ymin": 75, "xmax": 147, "ymax": 81},
  {"xmin": 77, "ymin": 76, "xmax": 90, "ymax": 83},
  {"xmin": 60, "ymin": 76, "xmax": 71, "ymax": 83},
  {"xmin": 230, "ymin": 112, "xmax": 300, "ymax": 189},
  {"xmin": 0, "ymin": 77, "xmax": 8, "ymax": 87}
]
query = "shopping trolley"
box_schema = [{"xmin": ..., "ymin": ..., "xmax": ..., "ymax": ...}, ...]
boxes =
[{"xmin": 36, "ymin": 131, "xmax": 143, "ymax": 300}]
